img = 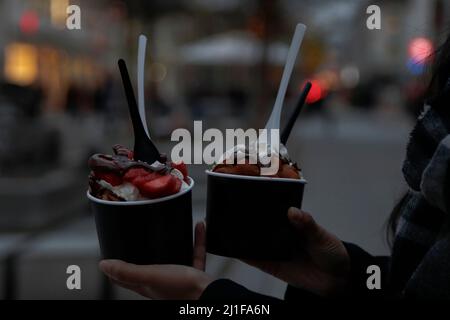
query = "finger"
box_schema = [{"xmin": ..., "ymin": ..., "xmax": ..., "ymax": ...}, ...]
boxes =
[
  {"xmin": 100, "ymin": 261, "xmax": 210, "ymax": 300},
  {"xmin": 193, "ymin": 221, "xmax": 206, "ymax": 270},
  {"xmin": 288, "ymin": 208, "xmax": 340, "ymax": 261},
  {"xmin": 109, "ymin": 277, "xmax": 149, "ymax": 297},
  {"xmin": 111, "ymin": 278, "xmax": 160, "ymax": 299},
  {"xmin": 99, "ymin": 259, "xmax": 156, "ymax": 285},
  {"xmin": 288, "ymin": 207, "xmax": 321, "ymax": 242}
]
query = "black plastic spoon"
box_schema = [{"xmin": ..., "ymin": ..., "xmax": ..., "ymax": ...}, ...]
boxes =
[
  {"xmin": 280, "ymin": 81, "xmax": 312, "ymax": 145},
  {"xmin": 118, "ymin": 58, "xmax": 161, "ymax": 164}
]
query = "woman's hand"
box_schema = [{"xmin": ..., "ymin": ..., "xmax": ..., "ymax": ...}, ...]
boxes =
[
  {"xmin": 99, "ymin": 221, "xmax": 214, "ymax": 300},
  {"xmin": 243, "ymin": 207, "xmax": 350, "ymax": 297}
]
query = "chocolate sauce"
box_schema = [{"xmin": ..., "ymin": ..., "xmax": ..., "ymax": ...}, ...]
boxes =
[{"xmin": 88, "ymin": 145, "xmax": 168, "ymax": 176}]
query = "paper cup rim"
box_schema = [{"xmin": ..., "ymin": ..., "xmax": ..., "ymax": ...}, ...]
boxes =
[
  {"xmin": 87, "ymin": 176, "xmax": 194, "ymax": 206},
  {"xmin": 206, "ymin": 170, "xmax": 307, "ymax": 183}
]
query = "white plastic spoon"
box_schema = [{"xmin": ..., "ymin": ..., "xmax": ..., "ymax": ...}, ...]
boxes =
[
  {"xmin": 264, "ymin": 23, "xmax": 306, "ymax": 131},
  {"xmin": 138, "ymin": 34, "xmax": 150, "ymax": 138}
]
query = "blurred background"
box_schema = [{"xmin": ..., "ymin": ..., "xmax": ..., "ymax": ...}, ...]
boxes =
[{"xmin": 0, "ymin": 0, "xmax": 449, "ymax": 299}]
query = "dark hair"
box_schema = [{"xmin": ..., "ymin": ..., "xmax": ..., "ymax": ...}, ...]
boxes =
[
  {"xmin": 425, "ymin": 34, "xmax": 450, "ymax": 110},
  {"xmin": 386, "ymin": 193, "xmax": 408, "ymax": 247},
  {"xmin": 387, "ymin": 33, "xmax": 450, "ymax": 247}
]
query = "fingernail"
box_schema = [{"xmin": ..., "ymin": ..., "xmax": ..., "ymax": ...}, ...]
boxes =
[
  {"xmin": 289, "ymin": 208, "xmax": 307, "ymax": 226},
  {"xmin": 289, "ymin": 207, "xmax": 301, "ymax": 213},
  {"xmin": 288, "ymin": 207, "xmax": 301, "ymax": 218}
]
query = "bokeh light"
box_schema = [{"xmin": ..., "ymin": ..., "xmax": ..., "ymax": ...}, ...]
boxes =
[
  {"xmin": 408, "ymin": 37, "xmax": 433, "ymax": 63},
  {"xmin": 304, "ymin": 79, "xmax": 325, "ymax": 104},
  {"xmin": 406, "ymin": 57, "xmax": 426, "ymax": 75},
  {"xmin": 19, "ymin": 11, "xmax": 40, "ymax": 35},
  {"xmin": 340, "ymin": 65, "xmax": 360, "ymax": 88}
]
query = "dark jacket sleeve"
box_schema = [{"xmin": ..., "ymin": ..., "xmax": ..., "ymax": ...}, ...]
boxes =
[
  {"xmin": 285, "ymin": 242, "xmax": 390, "ymax": 300},
  {"xmin": 342, "ymin": 242, "xmax": 390, "ymax": 298},
  {"xmin": 200, "ymin": 242, "xmax": 391, "ymax": 301}
]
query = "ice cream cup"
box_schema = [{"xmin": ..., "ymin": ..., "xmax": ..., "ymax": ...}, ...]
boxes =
[
  {"xmin": 205, "ymin": 171, "xmax": 306, "ymax": 260},
  {"xmin": 87, "ymin": 177, "xmax": 194, "ymax": 265}
]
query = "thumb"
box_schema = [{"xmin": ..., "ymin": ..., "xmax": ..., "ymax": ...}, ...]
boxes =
[
  {"xmin": 288, "ymin": 207, "xmax": 325, "ymax": 245},
  {"xmin": 288, "ymin": 208, "xmax": 350, "ymax": 280}
]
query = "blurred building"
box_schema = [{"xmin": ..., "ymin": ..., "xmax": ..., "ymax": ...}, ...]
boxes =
[{"xmin": 0, "ymin": 0, "xmax": 129, "ymax": 113}]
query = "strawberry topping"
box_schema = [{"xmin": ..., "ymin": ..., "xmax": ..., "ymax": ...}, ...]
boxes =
[
  {"xmin": 123, "ymin": 168, "xmax": 151, "ymax": 182},
  {"xmin": 140, "ymin": 175, "xmax": 179, "ymax": 199}
]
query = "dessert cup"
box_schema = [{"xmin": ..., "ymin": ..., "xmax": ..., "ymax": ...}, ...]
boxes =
[
  {"xmin": 88, "ymin": 177, "xmax": 194, "ymax": 265},
  {"xmin": 206, "ymin": 171, "xmax": 305, "ymax": 260}
]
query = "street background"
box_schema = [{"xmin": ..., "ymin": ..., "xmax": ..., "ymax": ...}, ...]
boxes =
[{"xmin": 0, "ymin": 0, "xmax": 449, "ymax": 299}]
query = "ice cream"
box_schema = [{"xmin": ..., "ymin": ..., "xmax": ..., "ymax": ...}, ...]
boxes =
[
  {"xmin": 212, "ymin": 143, "xmax": 301, "ymax": 179},
  {"xmin": 88, "ymin": 144, "xmax": 190, "ymax": 201}
]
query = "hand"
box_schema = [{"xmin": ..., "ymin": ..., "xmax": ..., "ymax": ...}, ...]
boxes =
[
  {"xmin": 99, "ymin": 221, "xmax": 214, "ymax": 300},
  {"xmin": 243, "ymin": 207, "xmax": 350, "ymax": 297}
]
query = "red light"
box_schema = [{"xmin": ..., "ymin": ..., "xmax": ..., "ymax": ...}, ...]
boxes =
[
  {"xmin": 408, "ymin": 37, "xmax": 433, "ymax": 63},
  {"xmin": 303, "ymin": 80, "xmax": 325, "ymax": 104},
  {"xmin": 19, "ymin": 11, "xmax": 40, "ymax": 35}
]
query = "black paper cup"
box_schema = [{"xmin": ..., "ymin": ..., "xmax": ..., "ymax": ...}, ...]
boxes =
[
  {"xmin": 87, "ymin": 177, "xmax": 194, "ymax": 265},
  {"xmin": 206, "ymin": 171, "xmax": 306, "ymax": 260}
]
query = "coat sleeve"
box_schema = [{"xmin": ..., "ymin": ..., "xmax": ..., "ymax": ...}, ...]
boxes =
[
  {"xmin": 200, "ymin": 242, "xmax": 391, "ymax": 301},
  {"xmin": 341, "ymin": 242, "xmax": 390, "ymax": 298},
  {"xmin": 284, "ymin": 243, "xmax": 390, "ymax": 300},
  {"xmin": 403, "ymin": 231, "xmax": 450, "ymax": 299}
]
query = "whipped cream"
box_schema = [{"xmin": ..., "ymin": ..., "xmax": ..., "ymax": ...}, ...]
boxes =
[
  {"xmin": 97, "ymin": 180, "xmax": 141, "ymax": 201},
  {"xmin": 217, "ymin": 142, "xmax": 293, "ymax": 167}
]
